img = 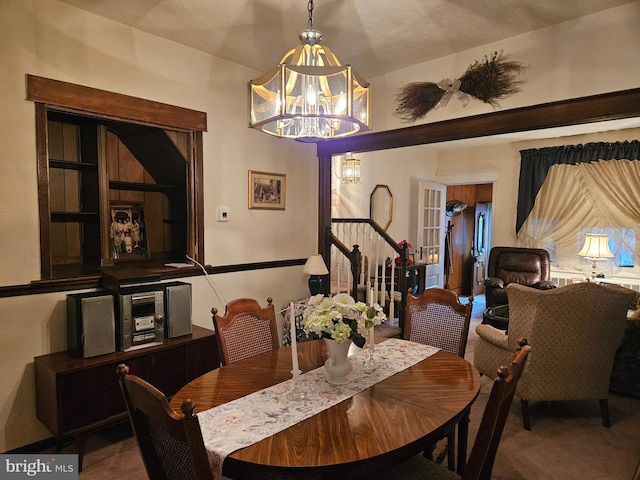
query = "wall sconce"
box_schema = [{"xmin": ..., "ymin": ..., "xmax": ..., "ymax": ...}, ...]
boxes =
[
  {"xmin": 577, "ymin": 233, "xmax": 614, "ymax": 279},
  {"xmin": 341, "ymin": 154, "xmax": 361, "ymax": 184},
  {"xmin": 303, "ymin": 254, "xmax": 329, "ymax": 295}
]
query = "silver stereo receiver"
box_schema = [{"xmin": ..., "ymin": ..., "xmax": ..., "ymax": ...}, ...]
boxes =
[{"xmin": 115, "ymin": 286, "xmax": 165, "ymax": 351}]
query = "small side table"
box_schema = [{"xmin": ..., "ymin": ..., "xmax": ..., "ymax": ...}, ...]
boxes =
[{"xmin": 482, "ymin": 304, "xmax": 510, "ymax": 331}]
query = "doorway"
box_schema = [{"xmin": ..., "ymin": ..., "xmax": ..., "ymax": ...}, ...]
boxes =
[{"xmin": 445, "ymin": 184, "xmax": 493, "ymax": 297}]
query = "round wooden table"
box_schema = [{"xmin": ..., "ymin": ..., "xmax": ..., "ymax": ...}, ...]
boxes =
[{"xmin": 170, "ymin": 339, "xmax": 480, "ymax": 479}]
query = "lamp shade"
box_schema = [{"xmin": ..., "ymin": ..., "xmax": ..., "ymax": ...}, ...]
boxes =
[
  {"xmin": 577, "ymin": 234, "xmax": 614, "ymax": 259},
  {"xmin": 303, "ymin": 254, "xmax": 329, "ymax": 275}
]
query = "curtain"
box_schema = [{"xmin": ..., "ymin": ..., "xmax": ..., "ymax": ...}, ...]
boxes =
[
  {"xmin": 518, "ymin": 160, "xmax": 640, "ymax": 269},
  {"xmin": 516, "ymin": 140, "xmax": 640, "ymax": 234}
]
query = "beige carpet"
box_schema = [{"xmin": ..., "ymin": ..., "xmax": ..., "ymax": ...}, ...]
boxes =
[{"xmin": 64, "ymin": 295, "xmax": 640, "ymax": 479}]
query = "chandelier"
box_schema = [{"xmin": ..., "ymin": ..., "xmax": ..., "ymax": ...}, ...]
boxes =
[
  {"xmin": 248, "ymin": 0, "xmax": 371, "ymax": 142},
  {"xmin": 341, "ymin": 154, "xmax": 361, "ymax": 184}
]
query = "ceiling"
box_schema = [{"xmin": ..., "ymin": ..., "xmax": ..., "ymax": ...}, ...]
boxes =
[
  {"xmin": 58, "ymin": 0, "xmax": 639, "ymax": 145},
  {"xmin": 59, "ymin": 0, "xmax": 633, "ymax": 80}
]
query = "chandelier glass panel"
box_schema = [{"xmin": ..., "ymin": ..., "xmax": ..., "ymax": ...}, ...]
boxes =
[{"xmin": 248, "ymin": 1, "xmax": 370, "ymax": 142}]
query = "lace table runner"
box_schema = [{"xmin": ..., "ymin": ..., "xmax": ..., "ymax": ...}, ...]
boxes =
[{"xmin": 197, "ymin": 338, "xmax": 439, "ymax": 479}]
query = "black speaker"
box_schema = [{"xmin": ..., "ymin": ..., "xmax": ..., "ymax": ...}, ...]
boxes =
[
  {"xmin": 67, "ymin": 291, "xmax": 116, "ymax": 358},
  {"xmin": 163, "ymin": 281, "xmax": 192, "ymax": 338}
]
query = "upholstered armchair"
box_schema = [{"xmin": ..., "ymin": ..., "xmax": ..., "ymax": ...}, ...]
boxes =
[
  {"xmin": 473, "ymin": 282, "xmax": 634, "ymax": 430},
  {"xmin": 484, "ymin": 246, "xmax": 556, "ymax": 307}
]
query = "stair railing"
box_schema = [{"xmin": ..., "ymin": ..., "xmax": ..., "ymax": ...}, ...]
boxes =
[{"xmin": 327, "ymin": 219, "xmax": 410, "ymax": 331}]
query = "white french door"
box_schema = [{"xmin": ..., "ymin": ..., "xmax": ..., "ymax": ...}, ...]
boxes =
[{"xmin": 417, "ymin": 181, "xmax": 446, "ymax": 288}]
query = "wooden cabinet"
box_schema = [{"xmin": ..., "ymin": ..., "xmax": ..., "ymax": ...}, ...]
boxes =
[
  {"xmin": 34, "ymin": 325, "xmax": 216, "ymax": 467},
  {"xmin": 376, "ymin": 263, "xmax": 427, "ymax": 296}
]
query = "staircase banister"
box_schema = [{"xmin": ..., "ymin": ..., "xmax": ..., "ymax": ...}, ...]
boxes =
[
  {"xmin": 332, "ymin": 218, "xmax": 404, "ymax": 256},
  {"xmin": 327, "ymin": 230, "xmax": 354, "ymax": 259},
  {"xmin": 329, "ymin": 219, "xmax": 410, "ymax": 332},
  {"xmin": 331, "ymin": 218, "xmax": 371, "ymax": 223},
  {"xmin": 327, "ymin": 229, "xmax": 363, "ymax": 299}
]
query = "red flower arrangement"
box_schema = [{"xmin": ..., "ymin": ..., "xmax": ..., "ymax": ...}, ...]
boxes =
[{"xmin": 395, "ymin": 240, "xmax": 413, "ymax": 267}]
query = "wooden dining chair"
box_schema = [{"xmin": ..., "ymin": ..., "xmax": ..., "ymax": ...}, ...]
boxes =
[
  {"xmin": 404, "ymin": 288, "xmax": 474, "ymax": 357},
  {"xmin": 404, "ymin": 288, "xmax": 474, "ymax": 469},
  {"xmin": 370, "ymin": 339, "xmax": 530, "ymax": 480},
  {"xmin": 116, "ymin": 363, "xmax": 215, "ymax": 480},
  {"xmin": 211, "ymin": 297, "xmax": 279, "ymax": 365}
]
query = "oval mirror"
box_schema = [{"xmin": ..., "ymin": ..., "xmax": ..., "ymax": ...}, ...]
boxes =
[{"xmin": 370, "ymin": 185, "xmax": 393, "ymax": 231}]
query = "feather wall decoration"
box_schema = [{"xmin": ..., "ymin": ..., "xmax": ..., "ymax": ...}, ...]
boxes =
[{"xmin": 395, "ymin": 51, "xmax": 526, "ymax": 122}]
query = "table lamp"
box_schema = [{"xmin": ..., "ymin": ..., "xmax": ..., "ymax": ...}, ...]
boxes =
[
  {"xmin": 577, "ymin": 233, "xmax": 614, "ymax": 280},
  {"xmin": 303, "ymin": 254, "xmax": 329, "ymax": 295}
]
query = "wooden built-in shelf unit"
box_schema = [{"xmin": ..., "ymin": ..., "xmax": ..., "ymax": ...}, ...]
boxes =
[{"xmin": 26, "ymin": 75, "xmax": 206, "ymax": 286}]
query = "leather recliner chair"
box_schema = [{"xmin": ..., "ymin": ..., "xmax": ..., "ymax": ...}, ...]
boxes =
[{"xmin": 484, "ymin": 246, "xmax": 556, "ymax": 307}]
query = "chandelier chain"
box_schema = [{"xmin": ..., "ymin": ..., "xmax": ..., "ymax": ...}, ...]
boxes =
[{"xmin": 308, "ymin": 0, "xmax": 314, "ymax": 29}]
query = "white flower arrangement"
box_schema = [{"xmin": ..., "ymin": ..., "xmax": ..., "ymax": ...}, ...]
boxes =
[{"xmin": 302, "ymin": 293, "xmax": 386, "ymax": 348}]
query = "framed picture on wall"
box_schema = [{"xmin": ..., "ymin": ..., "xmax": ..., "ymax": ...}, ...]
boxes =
[
  {"xmin": 109, "ymin": 202, "xmax": 149, "ymax": 260},
  {"xmin": 248, "ymin": 170, "xmax": 286, "ymax": 210}
]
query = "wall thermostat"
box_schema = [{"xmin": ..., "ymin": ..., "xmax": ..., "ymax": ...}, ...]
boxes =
[{"xmin": 217, "ymin": 207, "xmax": 229, "ymax": 222}]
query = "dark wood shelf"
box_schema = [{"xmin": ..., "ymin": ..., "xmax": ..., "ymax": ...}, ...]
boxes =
[
  {"xmin": 163, "ymin": 218, "xmax": 186, "ymax": 225},
  {"xmin": 101, "ymin": 260, "xmax": 199, "ymax": 291},
  {"xmin": 51, "ymin": 211, "xmax": 99, "ymax": 222},
  {"xmin": 109, "ymin": 180, "xmax": 180, "ymax": 193},
  {"xmin": 49, "ymin": 160, "xmax": 97, "ymax": 170},
  {"xmin": 35, "ymin": 325, "xmax": 215, "ymax": 372}
]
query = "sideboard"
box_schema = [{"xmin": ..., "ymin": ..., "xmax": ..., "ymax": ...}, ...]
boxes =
[{"xmin": 34, "ymin": 325, "xmax": 217, "ymax": 470}]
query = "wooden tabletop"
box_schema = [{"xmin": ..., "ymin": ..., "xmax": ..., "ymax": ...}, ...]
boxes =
[{"xmin": 170, "ymin": 339, "xmax": 480, "ymax": 479}]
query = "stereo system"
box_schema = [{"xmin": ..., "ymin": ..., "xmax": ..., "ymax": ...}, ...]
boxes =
[
  {"xmin": 66, "ymin": 281, "xmax": 192, "ymax": 358},
  {"xmin": 116, "ymin": 285, "xmax": 166, "ymax": 352}
]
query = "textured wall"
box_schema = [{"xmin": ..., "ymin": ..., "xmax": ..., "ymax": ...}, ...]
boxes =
[
  {"xmin": 0, "ymin": 0, "xmax": 639, "ymax": 451},
  {"xmin": 0, "ymin": 0, "xmax": 313, "ymax": 451}
]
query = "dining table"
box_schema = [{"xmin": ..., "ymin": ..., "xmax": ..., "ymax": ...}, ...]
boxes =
[{"xmin": 169, "ymin": 338, "xmax": 481, "ymax": 480}]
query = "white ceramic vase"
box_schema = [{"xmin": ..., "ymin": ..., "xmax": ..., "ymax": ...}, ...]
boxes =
[{"xmin": 323, "ymin": 338, "xmax": 353, "ymax": 385}]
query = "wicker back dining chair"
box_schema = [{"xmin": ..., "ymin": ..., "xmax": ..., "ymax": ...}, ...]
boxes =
[
  {"xmin": 404, "ymin": 288, "xmax": 474, "ymax": 357},
  {"xmin": 370, "ymin": 339, "xmax": 531, "ymax": 480},
  {"xmin": 403, "ymin": 288, "xmax": 474, "ymax": 470},
  {"xmin": 116, "ymin": 364, "xmax": 215, "ymax": 480},
  {"xmin": 212, "ymin": 297, "xmax": 279, "ymax": 366}
]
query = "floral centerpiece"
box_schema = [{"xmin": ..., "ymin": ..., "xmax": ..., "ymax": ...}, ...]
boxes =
[
  {"xmin": 395, "ymin": 239, "xmax": 413, "ymax": 267},
  {"xmin": 302, "ymin": 293, "xmax": 386, "ymax": 348}
]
